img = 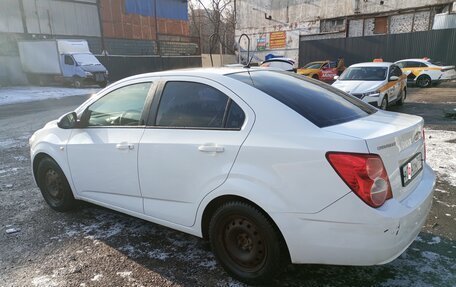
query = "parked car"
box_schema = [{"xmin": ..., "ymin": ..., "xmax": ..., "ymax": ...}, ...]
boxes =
[
  {"xmin": 18, "ymin": 40, "xmax": 108, "ymax": 88},
  {"xmin": 259, "ymin": 57, "xmax": 296, "ymax": 72},
  {"xmin": 332, "ymin": 62, "xmax": 407, "ymax": 110},
  {"xmin": 30, "ymin": 68, "xmax": 435, "ymax": 285},
  {"xmin": 297, "ymin": 60, "xmax": 339, "ymax": 82},
  {"xmin": 395, "ymin": 58, "xmax": 456, "ymax": 88}
]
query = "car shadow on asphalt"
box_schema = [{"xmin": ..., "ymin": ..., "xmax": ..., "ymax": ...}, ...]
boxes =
[{"xmin": 58, "ymin": 202, "xmax": 456, "ymax": 287}]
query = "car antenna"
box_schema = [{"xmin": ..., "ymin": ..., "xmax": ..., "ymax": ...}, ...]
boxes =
[{"xmin": 238, "ymin": 34, "xmax": 251, "ymax": 68}]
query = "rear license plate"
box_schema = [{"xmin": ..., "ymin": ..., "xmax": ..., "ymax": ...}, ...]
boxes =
[{"xmin": 400, "ymin": 153, "xmax": 423, "ymax": 186}]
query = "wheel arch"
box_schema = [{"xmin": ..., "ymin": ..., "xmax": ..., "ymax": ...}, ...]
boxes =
[
  {"xmin": 200, "ymin": 194, "xmax": 291, "ymax": 260},
  {"xmin": 32, "ymin": 152, "xmax": 53, "ymax": 186}
]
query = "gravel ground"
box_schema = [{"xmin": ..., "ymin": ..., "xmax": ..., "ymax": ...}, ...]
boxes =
[{"xmin": 0, "ymin": 86, "xmax": 455, "ymax": 287}]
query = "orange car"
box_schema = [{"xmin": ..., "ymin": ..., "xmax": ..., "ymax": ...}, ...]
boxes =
[{"xmin": 297, "ymin": 61, "xmax": 339, "ymax": 82}]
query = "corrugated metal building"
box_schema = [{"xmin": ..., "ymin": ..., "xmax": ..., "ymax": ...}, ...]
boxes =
[{"xmin": 0, "ymin": 0, "xmax": 201, "ymax": 85}]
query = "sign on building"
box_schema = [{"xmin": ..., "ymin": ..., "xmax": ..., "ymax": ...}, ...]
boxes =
[
  {"xmin": 269, "ymin": 31, "xmax": 286, "ymax": 49},
  {"xmin": 257, "ymin": 33, "xmax": 267, "ymax": 51}
]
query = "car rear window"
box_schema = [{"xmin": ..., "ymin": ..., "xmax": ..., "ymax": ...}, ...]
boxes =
[{"xmin": 227, "ymin": 70, "xmax": 376, "ymax": 128}]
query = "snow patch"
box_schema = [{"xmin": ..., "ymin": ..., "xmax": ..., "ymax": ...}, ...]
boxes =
[
  {"xmin": 116, "ymin": 271, "xmax": 132, "ymax": 278},
  {"xmin": 31, "ymin": 276, "xmax": 58, "ymax": 287},
  {"xmin": 90, "ymin": 274, "xmax": 103, "ymax": 281},
  {"xmin": 427, "ymin": 236, "xmax": 441, "ymax": 245},
  {"xmin": 0, "ymin": 86, "xmax": 99, "ymax": 106},
  {"xmin": 426, "ymin": 129, "xmax": 456, "ymax": 186},
  {"xmin": 148, "ymin": 249, "xmax": 170, "ymax": 260}
]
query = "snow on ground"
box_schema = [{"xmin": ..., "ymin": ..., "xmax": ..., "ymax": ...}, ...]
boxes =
[
  {"xmin": 0, "ymin": 86, "xmax": 100, "ymax": 106},
  {"xmin": 425, "ymin": 129, "xmax": 456, "ymax": 186}
]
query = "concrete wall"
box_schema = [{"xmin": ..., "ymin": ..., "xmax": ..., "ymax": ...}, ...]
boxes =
[
  {"xmin": 201, "ymin": 54, "xmax": 236, "ymax": 67},
  {"xmin": 235, "ymin": 0, "xmax": 453, "ymax": 63}
]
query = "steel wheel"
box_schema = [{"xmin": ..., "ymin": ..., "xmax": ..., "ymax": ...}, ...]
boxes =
[
  {"xmin": 37, "ymin": 157, "xmax": 76, "ymax": 212},
  {"xmin": 222, "ymin": 215, "xmax": 267, "ymax": 273},
  {"xmin": 209, "ymin": 202, "xmax": 288, "ymax": 284}
]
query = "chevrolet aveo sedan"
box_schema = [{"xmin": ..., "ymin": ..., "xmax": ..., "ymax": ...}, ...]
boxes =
[{"xmin": 30, "ymin": 68, "xmax": 435, "ymax": 285}]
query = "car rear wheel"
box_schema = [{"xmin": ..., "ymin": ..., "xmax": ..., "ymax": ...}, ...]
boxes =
[
  {"xmin": 36, "ymin": 157, "xmax": 76, "ymax": 212},
  {"xmin": 416, "ymin": 75, "xmax": 431, "ymax": 88},
  {"xmin": 312, "ymin": 74, "xmax": 319, "ymax": 80},
  {"xmin": 209, "ymin": 201, "xmax": 288, "ymax": 285},
  {"xmin": 380, "ymin": 96, "xmax": 388, "ymax": 110}
]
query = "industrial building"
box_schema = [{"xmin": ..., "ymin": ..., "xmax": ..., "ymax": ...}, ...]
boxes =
[
  {"xmin": 0, "ymin": 0, "xmax": 201, "ymax": 85},
  {"xmin": 235, "ymin": 0, "xmax": 456, "ymax": 66}
]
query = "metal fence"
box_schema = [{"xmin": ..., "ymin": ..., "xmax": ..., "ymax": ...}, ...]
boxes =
[{"xmin": 299, "ymin": 28, "xmax": 456, "ymax": 67}]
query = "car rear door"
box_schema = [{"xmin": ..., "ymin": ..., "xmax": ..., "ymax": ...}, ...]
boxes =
[{"xmin": 138, "ymin": 77, "xmax": 255, "ymax": 227}]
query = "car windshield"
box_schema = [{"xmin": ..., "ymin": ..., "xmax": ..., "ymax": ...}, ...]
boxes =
[
  {"xmin": 73, "ymin": 53, "xmax": 100, "ymax": 66},
  {"xmin": 303, "ymin": 62, "xmax": 323, "ymax": 69},
  {"xmin": 339, "ymin": 67, "xmax": 387, "ymax": 81},
  {"xmin": 227, "ymin": 70, "xmax": 376, "ymax": 128}
]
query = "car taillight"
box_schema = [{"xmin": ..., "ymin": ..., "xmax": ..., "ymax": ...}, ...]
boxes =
[
  {"xmin": 326, "ymin": 152, "xmax": 392, "ymax": 208},
  {"xmin": 422, "ymin": 129, "xmax": 426, "ymax": 162}
]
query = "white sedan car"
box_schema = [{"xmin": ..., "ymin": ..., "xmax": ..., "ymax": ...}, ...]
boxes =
[
  {"xmin": 332, "ymin": 62, "xmax": 407, "ymax": 110},
  {"xmin": 30, "ymin": 68, "xmax": 435, "ymax": 284},
  {"xmin": 395, "ymin": 58, "xmax": 456, "ymax": 88}
]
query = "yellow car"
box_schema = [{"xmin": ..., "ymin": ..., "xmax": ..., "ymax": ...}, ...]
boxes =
[
  {"xmin": 297, "ymin": 61, "xmax": 338, "ymax": 82},
  {"xmin": 395, "ymin": 58, "xmax": 456, "ymax": 88}
]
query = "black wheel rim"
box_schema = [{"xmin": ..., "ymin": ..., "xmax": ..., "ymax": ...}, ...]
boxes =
[
  {"xmin": 221, "ymin": 215, "xmax": 267, "ymax": 272},
  {"xmin": 419, "ymin": 77, "xmax": 430, "ymax": 87},
  {"xmin": 44, "ymin": 169, "xmax": 64, "ymax": 205}
]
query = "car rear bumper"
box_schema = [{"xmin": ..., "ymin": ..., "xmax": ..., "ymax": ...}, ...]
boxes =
[{"xmin": 272, "ymin": 163, "xmax": 435, "ymax": 265}]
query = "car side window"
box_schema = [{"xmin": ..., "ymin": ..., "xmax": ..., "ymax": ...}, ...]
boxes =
[
  {"xmin": 396, "ymin": 62, "xmax": 405, "ymax": 69},
  {"xmin": 64, "ymin": 55, "xmax": 74, "ymax": 65},
  {"xmin": 390, "ymin": 65, "xmax": 402, "ymax": 77},
  {"xmin": 407, "ymin": 61, "xmax": 424, "ymax": 68},
  {"xmin": 155, "ymin": 81, "xmax": 245, "ymax": 129},
  {"xmin": 85, "ymin": 82, "xmax": 152, "ymax": 127}
]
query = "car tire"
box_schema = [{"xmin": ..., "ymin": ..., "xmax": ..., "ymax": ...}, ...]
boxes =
[
  {"xmin": 380, "ymin": 96, "xmax": 388, "ymax": 110},
  {"xmin": 36, "ymin": 157, "xmax": 77, "ymax": 212},
  {"xmin": 73, "ymin": 78, "xmax": 82, "ymax": 88},
  {"xmin": 397, "ymin": 89, "xmax": 405, "ymax": 105},
  {"xmin": 416, "ymin": 75, "xmax": 431, "ymax": 88},
  {"xmin": 209, "ymin": 201, "xmax": 288, "ymax": 285},
  {"xmin": 312, "ymin": 74, "xmax": 319, "ymax": 80}
]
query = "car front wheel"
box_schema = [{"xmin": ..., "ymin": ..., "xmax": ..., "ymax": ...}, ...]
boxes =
[
  {"xmin": 36, "ymin": 157, "xmax": 76, "ymax": 212},
  {"xmin": 416, "ymin": 75, "xmax": 431, "ymax": 88},
  {"xmin": 209, "ymin": 201, "xmax": 288, "ymax": 285}
]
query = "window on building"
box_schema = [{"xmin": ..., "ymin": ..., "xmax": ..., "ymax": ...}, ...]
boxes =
[
  {"xmin": 374, "ymin": 17, "xmax": 388, "ymax": 34},
  {"xmin": 320, "ymin": 18, "xmax": 345, "ymax": 33}
]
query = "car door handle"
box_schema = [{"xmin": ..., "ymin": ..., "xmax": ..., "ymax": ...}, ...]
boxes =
[
  {"xmin": 116, "ymin": 142, "xmax": 134, "ymax": 150},
  {"xmin": 198, "ymin": 144, "xmax": 224, "ymax": 153}
]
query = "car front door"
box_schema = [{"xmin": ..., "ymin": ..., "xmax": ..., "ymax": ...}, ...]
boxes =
[
  {"xmin": 66, "ymin": 81, "xmax": 154, "ymax": 213},
  {"xmin": 61, "ymin": 55, "xmax": 76, "ymax": 77},
  {"xmin": 138, "ymin": 77, "xmax": 254, "ymax": 227}
]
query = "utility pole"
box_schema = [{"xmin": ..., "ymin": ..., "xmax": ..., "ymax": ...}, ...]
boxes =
[
  {"xmin": 18, "ymin": 0, "xmax": 28, "ymax": 34},
  {"xmin": 96, "ymin": 0, "xmax": 107, "ymax": 55}
]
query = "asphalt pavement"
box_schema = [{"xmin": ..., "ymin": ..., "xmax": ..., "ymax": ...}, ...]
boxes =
[{"xmin": 0, "ymin": 89, "xmax": 455, "ymax": 287}]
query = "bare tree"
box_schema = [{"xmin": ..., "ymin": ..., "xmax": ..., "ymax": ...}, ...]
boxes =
[{"xmin": 189, "ymin": 0, "xmax": 235, "ymax": 55}]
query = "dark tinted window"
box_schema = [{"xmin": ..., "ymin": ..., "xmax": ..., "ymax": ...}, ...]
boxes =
[
  {"xmin": 228, "ymin": 71, "xmax": 376, "ymax": 128},
  {"xmin": 64, "ymin": 55, "xmax": 74, "ymax": 65},
  {"xmin": 390, "ymin": 65, "xmax": 402, "ymax": 77},
  {"xmin": 406, "ymin": 61, "xmax": 427, "ymax": 68},
  {"xmin": 156, "ymin": 82, "xmax": 229, "ymax": 128},
  {"xmin": 226, "ymin": 101, "xmax": 245, "ymax": 129}
]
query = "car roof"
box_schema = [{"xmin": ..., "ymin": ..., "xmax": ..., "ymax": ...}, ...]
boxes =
[
  {"xmin": 349, "ymin": 62, "xmax": 393, "ymax": 68},
  {"xmin": 263, "ymin": 57, "xmax": 295, "ymax": 63},
  {"xmin": 395, "ymin": 58, "xmax": 434, "ymax": 64}
]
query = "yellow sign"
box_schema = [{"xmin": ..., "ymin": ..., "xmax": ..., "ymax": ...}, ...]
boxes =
[{"xmin": 269, "ymin": 31, "xmax": 286, "ymax": 49}]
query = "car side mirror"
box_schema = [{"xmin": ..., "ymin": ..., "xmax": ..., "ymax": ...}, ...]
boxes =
[
  {"xmin": 57, "ymin": 112, "xmax": 78, "ymax": 129},
  {"xmin": 389, "ymin": 76, "xmax": 399, "ymax": 81},
  {"xmin": 333, "ymin": 75, "xmax": 339, "ymax": 80}
]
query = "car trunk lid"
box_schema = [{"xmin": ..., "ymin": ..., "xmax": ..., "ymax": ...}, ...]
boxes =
[{"xmin": 324, "ymin": 111, "xmax": 425, "ymax": 201}]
